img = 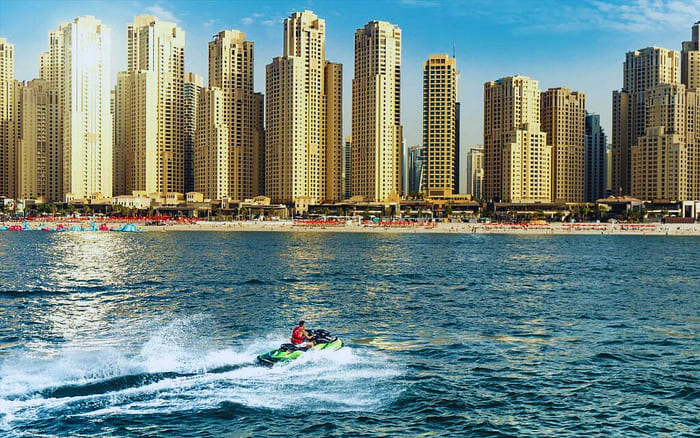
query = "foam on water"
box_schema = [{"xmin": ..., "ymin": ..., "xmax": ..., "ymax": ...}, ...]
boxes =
[{"xmin": 0, "ymin": 319, "xmax": 402, "ymax": 434}]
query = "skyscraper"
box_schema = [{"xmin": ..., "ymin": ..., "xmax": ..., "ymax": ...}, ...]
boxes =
[
  {"xmin": 59, "ymin": 16, "xmax": 112, "ymax": 200},
  {"xmin": 682, "ymin": 21, "xmax": 699, "ymax": 90},
  {"xmin": 484, "ymin": 75, "xmax": 551, "ymax": 203},
  {"xmin": 195, "ymin": 87, "xmax": 228, "ymax": 200},
  {"xmin": 585, "ymin": 113, "xmax": 607, "ymax": 202},
  {"xmin": 265, "ymin": 11, "xmax": 342, "ymax": 205},
  {"xmin": 117, "ymin": 15, "xmax": 185, "ymax": 196},
  {"xmin": 407, "ymin": 145, "xmax": 424, "ymax": 195},
  {"xmin": 352, "ymin": 20, "xmax": 402, "ymax": 202},
  {"xmin": 541, "ymin": 87, "xmax": 586, "ymax": 202},
  {"xmin": 631, "ymin": 83, "xmax": 699, "ymax": 201},
  {"xmin": 0, "ymin": 38, "xmax": 19, "ymax": 199},
  {"xmin": 422, "ymin": 54, "xmax": 459, "ymax": 198},
  {"xmin": 343, "ymin": 136, "xmax": 352, "ymax": 200},
  {"xmin": 466, "ymin": 148, "xmax": 484, "ymax": 200},
  {"xmin": 203, "ymin": 30, "xmax": 264, "ymax": 201},
  {"xmin": 183, "ymin": 72, "xmax": 202, "ymax": 194},
  {"xmin": 38, "ymin": 23, "xmax": 70, "ymax": 201},
  {"xmin": 612, "ymin": 47, "xmax": 679, "ymax": 195},
  {"xmin": 18, "ymin": 79, "xmax": 62, "ymax": 201}
]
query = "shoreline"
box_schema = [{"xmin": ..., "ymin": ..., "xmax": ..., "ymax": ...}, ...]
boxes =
[
  {"xmin": 3, "ymin": 220, "xmax": 699, "ymax": 236},
  {"xmin": 142, "ymin": 221, "xmax": 700, "ymax": 236}
]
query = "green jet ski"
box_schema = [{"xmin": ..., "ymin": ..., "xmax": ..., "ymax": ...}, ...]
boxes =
[{"xmin": 257, "ymin": 329, "xmax": 343, "ymax": 366}]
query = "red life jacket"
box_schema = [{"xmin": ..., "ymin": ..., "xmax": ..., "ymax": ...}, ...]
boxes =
[{"xmin": 291, "ymin": 326, "xmax": 305, "ymax": 344}]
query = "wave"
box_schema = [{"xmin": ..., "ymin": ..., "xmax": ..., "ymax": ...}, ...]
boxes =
[{"xmin": 0, "ymin": 319, "xmax": 402, "ymax": 434}]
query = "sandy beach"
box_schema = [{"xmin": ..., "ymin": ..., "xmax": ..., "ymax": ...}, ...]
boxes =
[
  {"xmin": 140, "ymin": 220, "xmax": 700, "ymax": 236},
  {"xmin": 3, "ymin": 219, "xmax": 699, "ymax": 235}
]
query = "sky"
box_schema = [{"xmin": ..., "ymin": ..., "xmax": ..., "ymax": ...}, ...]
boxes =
[{"xmin": 1, "ymin": 0, "xmax": 699, "ymax": 190}]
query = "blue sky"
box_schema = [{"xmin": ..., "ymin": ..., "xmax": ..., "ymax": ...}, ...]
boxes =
[{"xmin": 1, "ymin": 0, "xmax": 698, "ymax": 189}]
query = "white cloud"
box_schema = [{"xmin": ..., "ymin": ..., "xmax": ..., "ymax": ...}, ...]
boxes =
[
  {"xmin": 241, "ymin": 17, "xmax": 254, "ymax": 25},
  {"xmin": 203, "ymin": 19, "xmax": 217, "ymax": 28},
  {"xmin": 145, "ymin": 3, "xmax": 177, "ymax": 22},
  {"xmin": 485, "ymin": 0, "xmax": 700, "ymax": 34},
  {"xmin": 399, "ymin": 0, "xmax": 439, "ymax": 7}
]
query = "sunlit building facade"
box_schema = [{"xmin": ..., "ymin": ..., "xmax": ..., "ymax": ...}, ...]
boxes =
[
  {"xmin": 484, "ymin": 75, "xmax": 551, "ymax": 202},
  {"xmin": 61, "ymin": 16, "xmax": 113, "ymax": 200},
  {"xmin": 265, "ymin": 11, "xmax": 343, "ymax": 204},
  {"xmin": 18, "ymin": 79, "xmax": 62, "ymax": 201},
  {"xmin": 201, "ymin": 30, "xmax": 264, "ymax": 201},
  {"xmin": 422, "ymin": 54, "xmax": 459, "ymax": 198},
  {"xmin": 0, "ymin": 38, "xmax": 19, "ymax": 199},
  {"xmin": 682, "ymin": 22, "xmax": 699, "ymax": 90},
  {"xmin": 116, "ymin": 15, "xmax": 185, "ymax": 196},
  {"xmin": 612, "ymin": 47, "xmax": 679, "ymax": 195},
  {"xmin": 541, "ymin": 87, "xmax": 586, "ymax": 202},
  {"xmin": 466, "ymin": 148, "xmax": 484, "ymax": 200},
  {"xmin": 352, "ymin": 20, "xmax": 402, "ymax": 202},
  {"xmin": 631, "ymin": 83, "xmax": 700, "ymax": 201}
]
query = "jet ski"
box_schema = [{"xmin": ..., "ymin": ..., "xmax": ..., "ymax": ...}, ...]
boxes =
[{"xmin": 257, "ymin": 329, "xmax": 343, "ymax": 366}]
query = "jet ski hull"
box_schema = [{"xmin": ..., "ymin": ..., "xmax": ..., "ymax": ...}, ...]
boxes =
[{"xmin": 257, "ymin": 331, "xmax": 343, "ymax": 365}]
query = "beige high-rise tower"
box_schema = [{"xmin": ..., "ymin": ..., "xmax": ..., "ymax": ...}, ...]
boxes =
[
  {"xmin": 422, "ymin": 54, "xmax": 459, "ymax": 198},
  {"xmin": 60, "ymin": 16, "xmax": 112, "ymax": 200},
  {"xmin": 541, "ymin": 87, "xmax": 586, "ymax": 202},
  {"xmin": 612, "ymin": 47, "xmax": 679, "ymax": 195},
  {"xmin": 265, "ymin": 11, "xmax": 342, "ymax": 205},
  {"xmin": 37, "ymin": 23, "xmax": 70, "ymax": 201},
  {"xmin": 352, "ymin": 21, "xmax": 402, "ymax": 202},
  {"xmin": 116, "ymin": 15, "xmax": 185, "ymax": 197},
  {"xmin": 484, "ymin": 75, "xmax": 551, "ymax": 203},
  {"xmin": 196, "ymin": 87, "xmax": 229, "ymax": 200},
  {"xmin": 0, "ymin": 37, "xmax": 15, "ymax": 198},
  {"xmin": 631, "ymin": 83, "xmax": 699, "ymax": 201},
  {"xmin": 0, "ymin": 38, "xmax": 20, "ymax": 199},
  {"xmin": 682, "ymin": 22, "xmax": 699, "ymax": 90},
  {"xmin": 18, "ymin": 79, "xmax": 62, "ymax": 201},
  {"xmin": 196, "ymin": 30, "xmax": 264, "ymax": 201},
  {"xmin": 183, "ymin": 72, "xmax": 202, "ymax": 194}
]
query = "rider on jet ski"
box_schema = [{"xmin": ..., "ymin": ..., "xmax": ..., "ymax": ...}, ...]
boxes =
[{"xmin": 291, "ymin": 320, "xmax": 315, "ymax": 348}]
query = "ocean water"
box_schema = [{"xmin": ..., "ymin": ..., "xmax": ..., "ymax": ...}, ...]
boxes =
[{"xmin": 0, "ymin": 231, "xmax": 698, "ymax": 437}]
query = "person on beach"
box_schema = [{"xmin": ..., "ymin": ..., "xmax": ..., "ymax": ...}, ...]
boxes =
[{"xmin": 291, "ymin": 320, "xmax": 315, "ymax": 347}]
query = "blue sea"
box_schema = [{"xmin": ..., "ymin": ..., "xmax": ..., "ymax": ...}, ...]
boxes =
[{"xmin": 0, "ymin": 232, "xmax": 698, "ymax": 437}]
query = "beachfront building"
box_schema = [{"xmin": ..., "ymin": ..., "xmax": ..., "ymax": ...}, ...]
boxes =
[
  {"xmin": 541, "ymin": 87, "xmax": 586, "ymax": 202},
  {"xmin": 352, "ymin": 20, "xmax": 402, "ymax": 202},
  {"xmin": 0, "ymin": 38, "xmax": 20, "ymax": 200},
  {"xmin": 343, "ymin": 136, "xmax": 352, "ymax": 200},
  {"xmin": 682, "ymin": 21, "xmax": 699, "ymax": 90},
  {"xmin": 422, "ymin": 54, "xmax": 459, "ymax": 198},
  {"xmin": 407, "ymin": 145, "xmax": 424, "ymax": 195},
  {"xmin": 612, "ymin": 47, "xmax": 679, "ymax": 196},
  {"xmin": 585, "ymin": 113, "xmax": 607, "ymax": 203},
  {"xmin": 196, "ymin": 30, "xmax": 264, "ymax": 201},
  {"xmin": 42, "ymin": 16, "xmax": 113, "ymax": 201},
  {"xmin": 631, "ymin": 83, "xmax": 700, "ymax": 201},
  {"xmin": 466, "ymin": 148, "xmax": 484, "ymax": 201},
  {"xmin": 196, "ymin": 87, "xmax": 228, "ymax": 200},
  {"xmin": 17, "ymin": 79, "xmax": 63, "ymax": 201},
  {"xmin": 116, "ymin": 15, "xmax": 185, "ymax": 197},
  {"xmin": 265, "ymin": 11, "xmax": 343, "ymax": 205},
  {"xmin": 484, "ymin": 75, "xmax": 551, "ymax": 203},
  {"xmin": 184, "ymin": 72, "xmax": 203, "ymax": 194}
]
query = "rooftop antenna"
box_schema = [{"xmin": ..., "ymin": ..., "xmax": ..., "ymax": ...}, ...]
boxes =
[{"xmin": 452, "ymin": 41, "xmax": 456, "ymax": 59}]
